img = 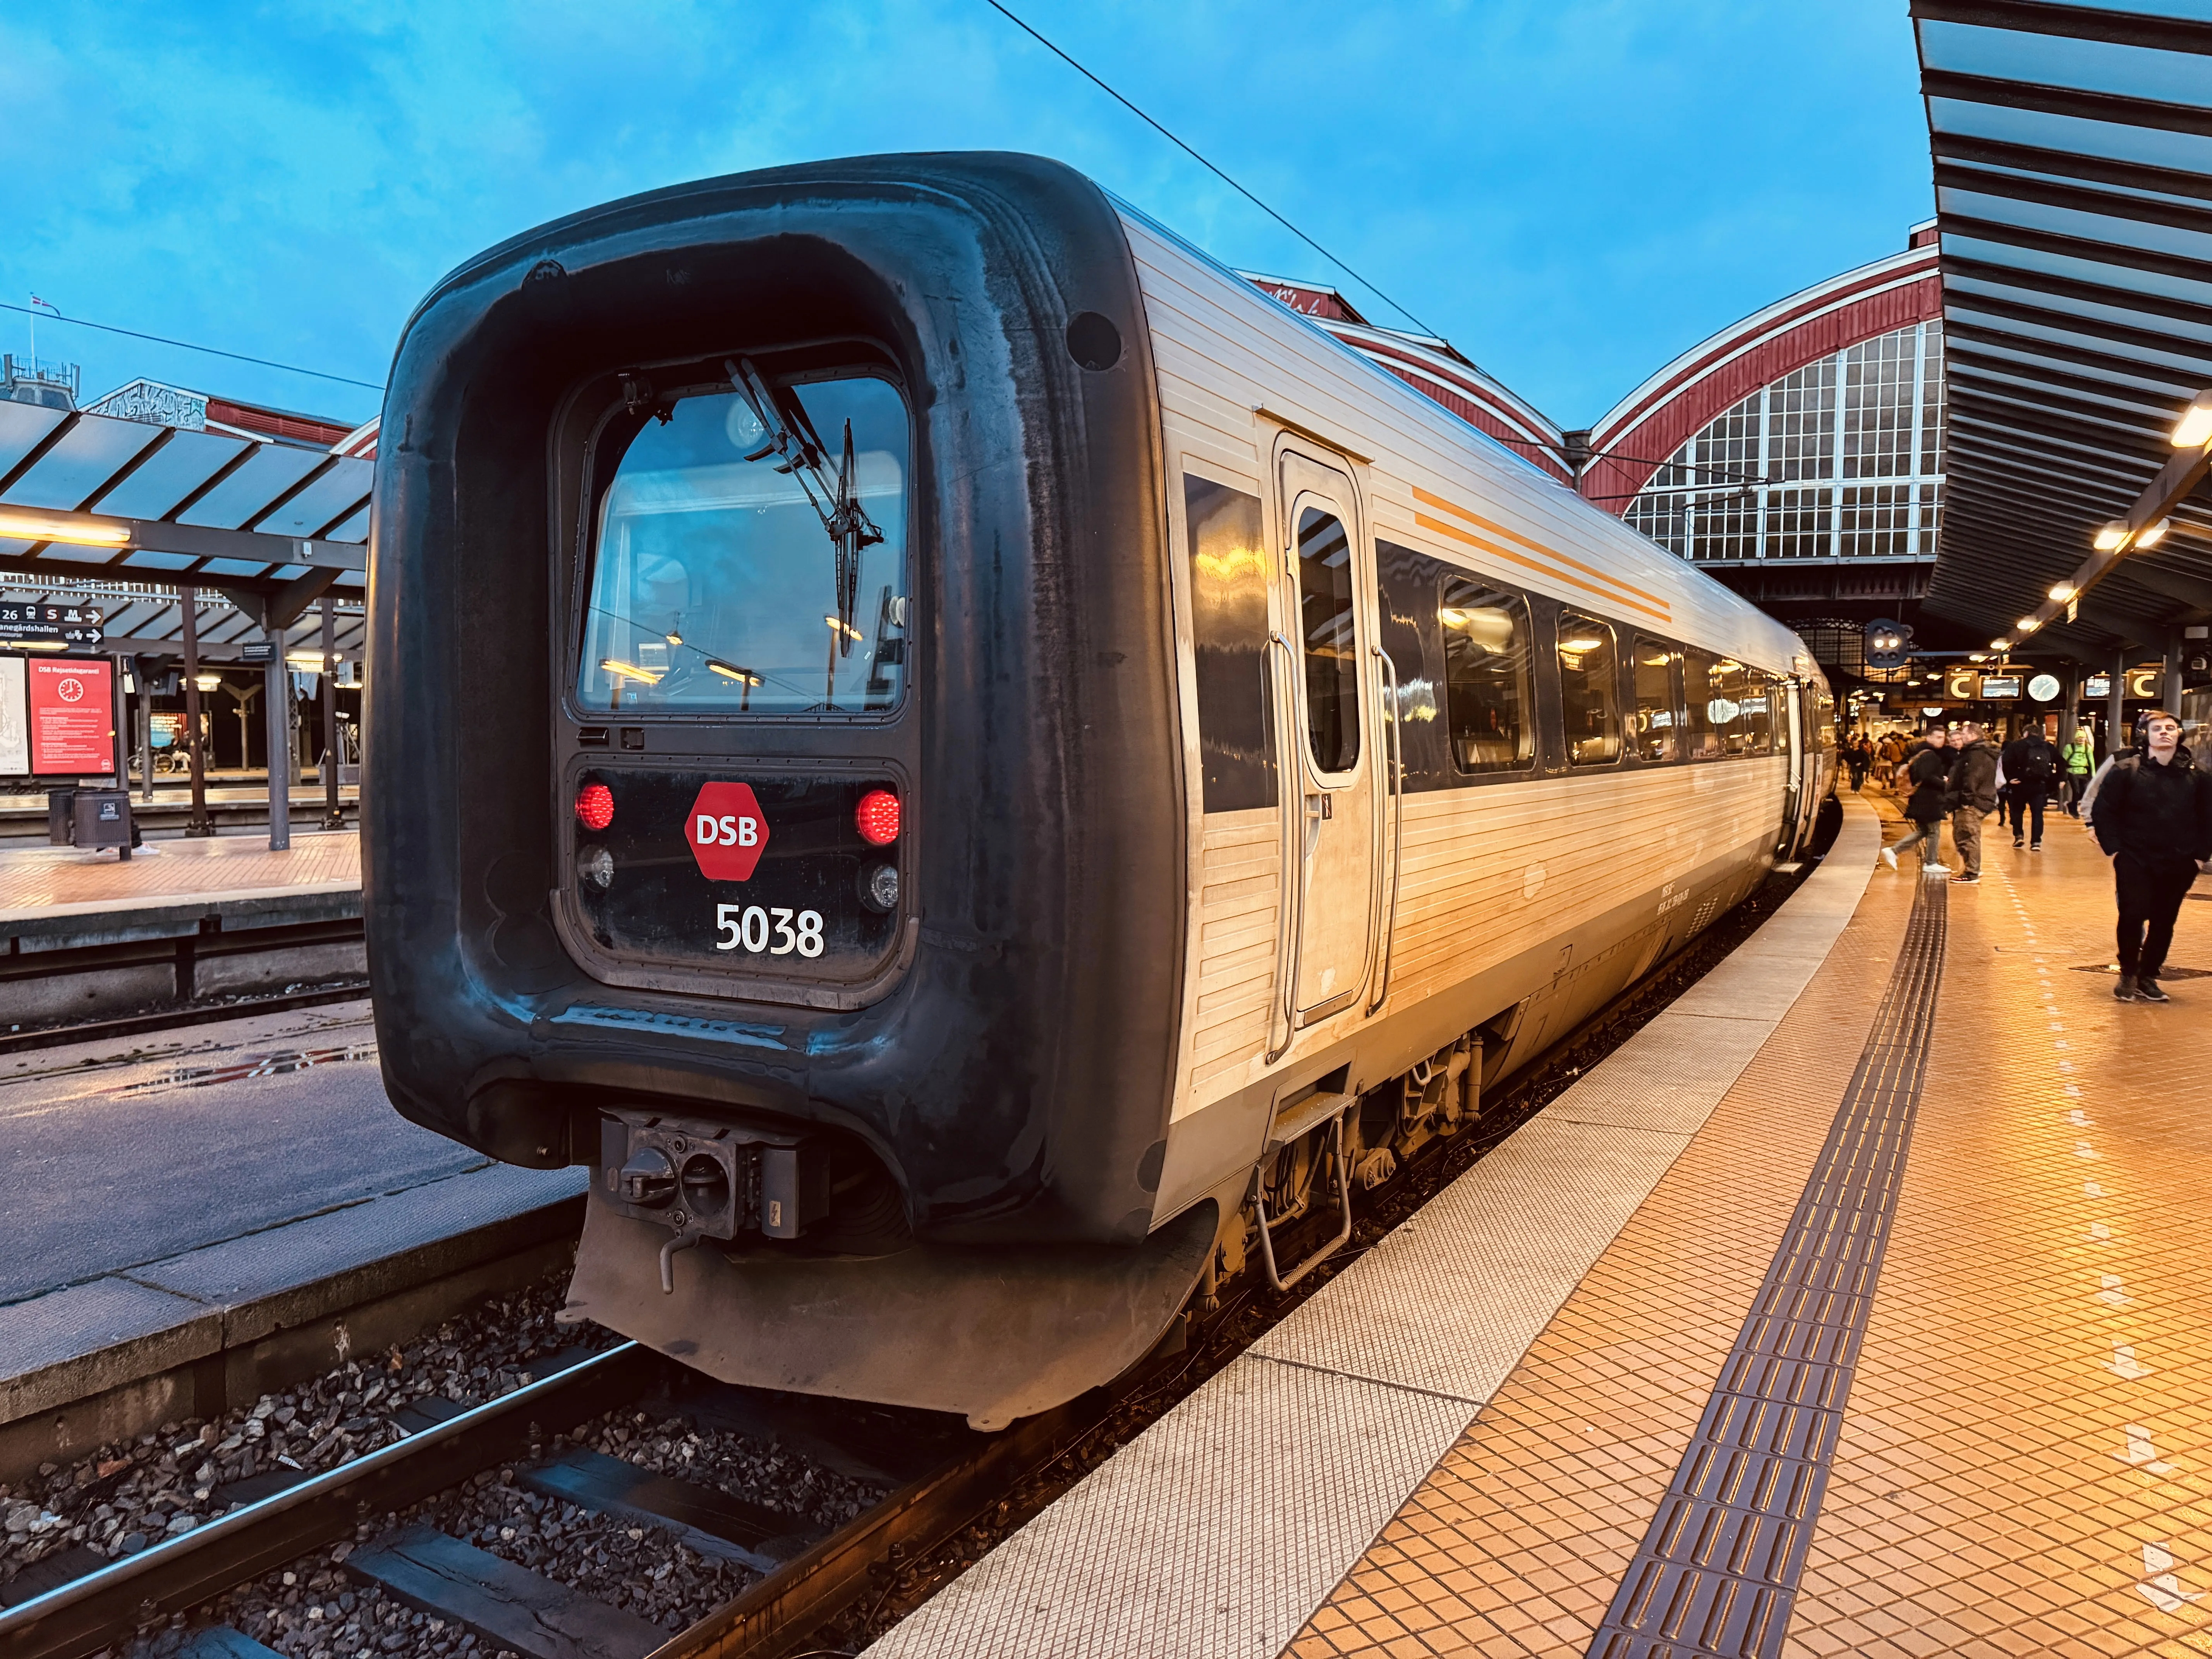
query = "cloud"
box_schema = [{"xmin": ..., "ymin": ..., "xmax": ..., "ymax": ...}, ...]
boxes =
[{"xmin": 0, "ymin": 0, "xmax": 1929, "ymax": 425}]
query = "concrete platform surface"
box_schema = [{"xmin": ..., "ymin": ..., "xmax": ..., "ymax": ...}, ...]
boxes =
[{"xmin": 0, "ymin": 830, "xmax": 358, "ymax": 921}]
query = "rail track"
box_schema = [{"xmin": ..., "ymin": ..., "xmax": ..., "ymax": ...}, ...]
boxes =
[{"xmin": 0, "ymin": 810, "xmax": 1841, "ymax": 1659}]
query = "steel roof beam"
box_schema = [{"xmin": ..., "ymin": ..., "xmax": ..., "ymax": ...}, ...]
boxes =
[{"xmin": 1911, "ymin": 0, "xmax": 2212, "ymax": 55}]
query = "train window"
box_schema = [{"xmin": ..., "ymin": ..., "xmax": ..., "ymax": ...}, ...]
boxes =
[
  {"xmin": 1557, "ymin": 613, "xmax": 1621, "ymax": 767},
  {"xmin": 576, "ymin": 372, "xmax": 910, "ymax": 716},
  {"xmin": 1704, "ymin": 657, "xmax": 1762, "ymax": 756},
  {"xmin": 1185, "ymin": 477, "xmax": 1276, "ymax": 812},
  {"xmin": 1679, "ymin": 649, "xmax": 1727, "ymax": 760},
  {"xmin": 1295, "ymin": 505, "xmax": 1362, "ymax": 774},
  {"xmin": 1375, "ymin": 539, "xmax": 1447, "ymax": 789},
  {"xmin": 1740, "ymin": 672, "xmax": 1777, "ymax": 756},
  {"xmin": 1440, "ymin": 579, "xmax": 1531, "ymax": 774},
  {"xmin": 1633, "ymin": 637, "xmax": 1680, "ymax": 762}
]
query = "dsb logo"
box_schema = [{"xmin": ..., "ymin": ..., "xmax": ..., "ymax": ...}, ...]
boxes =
[{"xmin": 685, "ymin": 781, "xmax": 770, "ymax": 881}]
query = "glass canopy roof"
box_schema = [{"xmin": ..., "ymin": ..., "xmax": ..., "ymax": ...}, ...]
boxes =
[{"xmin": 1915, "ymin": 0, "xmax": 2212, "ymax": 655}]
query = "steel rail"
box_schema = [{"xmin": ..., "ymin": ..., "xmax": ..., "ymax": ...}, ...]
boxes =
[{"xmin": 0, "ymin": 1343, "xmax": 663, "ymax": 1659}]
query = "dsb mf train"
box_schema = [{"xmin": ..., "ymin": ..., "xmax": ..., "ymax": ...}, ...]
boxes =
[{"xmin": 366, "ymin": 153, "xmax": 1836, "ymax": 1430}]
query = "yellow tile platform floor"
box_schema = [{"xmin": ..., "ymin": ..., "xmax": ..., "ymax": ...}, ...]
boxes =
[{"xmin": 1289, "ymin": 804, "xmax": 2212, "ymax": 1659}]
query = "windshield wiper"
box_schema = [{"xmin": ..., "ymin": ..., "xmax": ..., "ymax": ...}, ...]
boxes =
[{"xmin": 725, "ymin": 357, "xmax": 884, "ymax": 658}]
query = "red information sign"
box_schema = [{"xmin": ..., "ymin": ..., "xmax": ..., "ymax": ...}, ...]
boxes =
[
  {"xmin": 29, "ymin": 658, "xmax": 113, "ymax": 776},
  {"xmin": 685, "ymin": 781, "xmax": 770, "ymax": 881}
]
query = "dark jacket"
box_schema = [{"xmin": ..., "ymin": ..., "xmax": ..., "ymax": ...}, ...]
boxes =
[
  {"xmin": 2002, "ymin": 732, "xmax": 2058, "ymax": 789},
  {"xmin": 1904, "ymin": 745, "xmax": 1952, "ymax": 823},
  {"xmin": 1951, "ymin": 738, "xmax": 1999, "ymax": 816},
  {"xmin": 2092, "ymin": 744, "xmax": 2212, "ymax": 866}
]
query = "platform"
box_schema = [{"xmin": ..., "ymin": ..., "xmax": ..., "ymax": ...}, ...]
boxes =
[
  {"xmin": 0, "ymin": 829, "xmax": 358, "ymax": 920},
  {"xmin": 870, "ymin": 793, "xmax": 2212, "ymax": 1659},
  {"xmin": 0, "ymin": 998, "xmax": 585, "ymax": 1480}
]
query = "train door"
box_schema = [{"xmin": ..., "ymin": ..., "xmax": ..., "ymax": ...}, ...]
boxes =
[
  {"xmin": 1781, "ymin": 679, "xmax": 1805, "ymax": 855},
  {"xmin": 1275, "ymin": 445, "xmax": 1378, "ymax": 1023}
]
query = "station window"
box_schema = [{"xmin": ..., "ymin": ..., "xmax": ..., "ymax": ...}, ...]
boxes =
[
  {"xmin": 1296, "ymin": 506, "xmax": 1362, "ymax": 774},
  {"xmin": 1557, "ymin": 612, "xmax": 1621, "ymax": 767},
  {"xmin": 1185, "ymin": 476, "xmax": 1276, "ymax": 812},
  {"xmin": 1633, "ymin": 636, "xmax": 1680, "ymax": 762},
  {"xmin": 1441, "ymin": 579, "xmax": 1531, "ymax": 774},
  {"xmin": 576, "ymin": 371, "xmax": 910, "ymax": 716},
  {"xmin": 1680, "ymin": 648, "xmax": 1728, "ymax": 760}
]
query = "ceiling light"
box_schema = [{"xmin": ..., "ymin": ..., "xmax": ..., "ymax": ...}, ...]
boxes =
[
  {"xmin": 1969, "ymin": 653, "xmax": 1987, "ymax": 662},
  {"xmin": 2136, "ymin": 518, "xmax": 2171, "ymax": 548},
  {"xmin": 2017, "ymin": 617, "xmax": 2040, "ymax": 632},
  {"xmin": 2171, "ymin": 390, "xmax": 2212, "ymax": 450},
  {"xmin": 2048, "ymin": 582, "xmax": 2076, "ymax": 602},
  {"xmin": 0, "ymin": 510, "xmax": 130, "ymax": 548},
  {"xmin": 194, "ymin": 672, "xmax": 223, "ymax": 692},
  {"xmin": 2093, "ymin": 523, "xmax": 2129, "ymax": 551},
  {"xmin": 1991, "ymin": 638, "xmax": 2009, "ymax": 650},
  {"xmin": 7, "ymin": 639, "xmax": 69, "ymax": 652}
]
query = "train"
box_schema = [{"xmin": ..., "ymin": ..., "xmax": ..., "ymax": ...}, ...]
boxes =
[{"xmin": 365, "ymin": 153, "xmax": 1836, "ymax": 1431}]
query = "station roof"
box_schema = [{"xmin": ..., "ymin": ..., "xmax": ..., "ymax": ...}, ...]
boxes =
[
  {"xmin": 0, "ymin": 395, "xmax": 369, "ymax": 637},
  {"xmin": 1913, "ymin": 0, "xmax": 2212, "ymax": 659}
]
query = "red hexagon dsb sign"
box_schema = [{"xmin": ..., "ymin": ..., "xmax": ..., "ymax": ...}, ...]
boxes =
[{"xmin": 686, "ymin": 782, "xmax": 769, "ymax": 881}]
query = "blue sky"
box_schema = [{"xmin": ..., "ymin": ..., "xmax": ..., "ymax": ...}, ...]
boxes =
[{"xmin": 0, "ymin": 2, "xmax": 1932, "ymax": 432}]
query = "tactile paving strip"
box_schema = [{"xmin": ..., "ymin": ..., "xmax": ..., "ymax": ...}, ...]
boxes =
[{"xmin": 1585, "ymin": 873, "xmax": 1948, "ymax": 1659}]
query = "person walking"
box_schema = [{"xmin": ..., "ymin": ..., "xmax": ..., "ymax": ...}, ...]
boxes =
[
  {"xmin": 2059, "ymin": 726, "xmax": 2095, "ymax": 817},
  {"xmin": 2090, "ymin": 710, "xmax": 2212, "ymax": 1002},
  {"xmin": 2002, "ymin": 722, "xmax": 2060, "ymax": 850},
  {"xmin": 1946, "ymin": 722, "xmax": 1998, "ymax": 883},
  {"xmin": 1845, "ymin": 735, "xmax": 1870, "ymax": 792},
  {"xmin": 1881, "ymin": 725, "xmax": 1955, "ymax": 873}
]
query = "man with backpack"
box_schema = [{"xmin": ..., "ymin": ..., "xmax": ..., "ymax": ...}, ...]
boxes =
[
  {"xmin": 2002, "ymin": 722, "xmax": 2060, "ymax": 850},
  {"xmin": 2090, "ymin": 711, "xmax": 2212, "ymax": 1003}
]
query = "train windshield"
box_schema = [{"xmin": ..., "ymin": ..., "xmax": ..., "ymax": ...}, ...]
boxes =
[{"xmin": 577, "ymin": 373, "xmax": 910, "ymax": 715}]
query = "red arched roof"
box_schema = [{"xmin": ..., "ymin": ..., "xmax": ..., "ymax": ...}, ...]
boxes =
[{"xmin": 1580, "ymin": 235, "xmax": 1939, "ymax": 513}]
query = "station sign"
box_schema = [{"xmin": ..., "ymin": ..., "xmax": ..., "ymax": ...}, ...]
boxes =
[
  {"xmin": 27, "ymin": 657, "xmax": 114, "ymax": 775},
  {"xmin": 1978, "ymin": 675, "xmax": 2022, "ymax": 699},
  {"xmin": 2084, "ymin": 675, "xmax": 2111, "ymax": 699},
  {"xmin": 0, "ymin": 602, "xmax": 103, "ymax": 649}
]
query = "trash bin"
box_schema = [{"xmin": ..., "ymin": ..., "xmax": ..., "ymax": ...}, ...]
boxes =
[
  {"xmin": 72, "ymin": 789, "xmax": 136, "ymax": 859},
  {"xmin": 46, "ymin": 788, "xmax": 77, "ymax": 847}
]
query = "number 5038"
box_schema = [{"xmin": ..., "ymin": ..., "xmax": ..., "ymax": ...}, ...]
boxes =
[{"xmin": 716, "ymin": 904, "xmax": 825, "ymax": 958}]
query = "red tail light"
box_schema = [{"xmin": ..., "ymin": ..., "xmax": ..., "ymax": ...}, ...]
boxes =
[
  {"xmin": 855, "ymin": 788, "xmax": 901, "ymax": 846},
  {"xmin": 575, "ymin": 779, "xmax": 615, "ymax": 832}
]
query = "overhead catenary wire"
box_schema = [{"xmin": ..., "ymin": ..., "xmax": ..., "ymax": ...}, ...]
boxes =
[
  {"xmin": 978, "ymin": 0, "xmax": 1441, "ymax": 341},
  {"xmin": 1, "ymin": 300, "xmax": 386, "ymax": 393}
]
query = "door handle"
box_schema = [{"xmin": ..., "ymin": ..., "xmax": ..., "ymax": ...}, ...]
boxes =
[{"xmin": 1307, "ymin": 792, "xmax": 1333, "ymax": 821}]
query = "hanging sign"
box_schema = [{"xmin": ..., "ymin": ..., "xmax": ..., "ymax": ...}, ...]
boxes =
[
  {"xmin": 29, "ymin": 658, "xmax": 114, "ymax": 775},
  {"xmin": 2084, "ymin": 675, "xmax": 2111, "ymax": 699},
  {"xmin": 1978, "ymin": 676, "xmax": 2022, "ymax": 699}
]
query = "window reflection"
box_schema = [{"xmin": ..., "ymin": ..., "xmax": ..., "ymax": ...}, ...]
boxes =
[
  {"xmin": 1441, "ymin": 579, "xmax": 1531, "ymax": 773},
  {"xmin": 1297, "ymin": 505, "xmax": 1361, "ymax": 773},
  {"xmin": 577, "ymin": 374, "xmax": 909, "ymax": 715},
  {"xmin": 1634, "ymin": 637, "xmax": 1680, "ymax": 762},
  {"xmin": 1558, "ymin": 613, "xmax": 1621, "ymax": 766}
]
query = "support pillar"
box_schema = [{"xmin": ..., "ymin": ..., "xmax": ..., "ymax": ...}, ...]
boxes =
[
  {"xmin": 111, "ymin": 652, "xmax": 129, "ymax": 793},
  {"xmin": 180, "ymin": 589, "xmax": 213, "ymax": 837},
  {"xmin": 136, "ymin": 657, "xmax": 154, "ymax": 804},
  {"xmin": 2108, "ymin": 650, "xmax": 2128, "ymax": 759},
  {"xmin": 2164, "ymin": 631, "xmax": 2185, "ymax": 717},
  {"xmin": 321, "ymin": 595, "xmax": 343, "ymax": 830},
  {"xmin": 265, "ymin": 622, "xmax": 290, "ymax": 852}
]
